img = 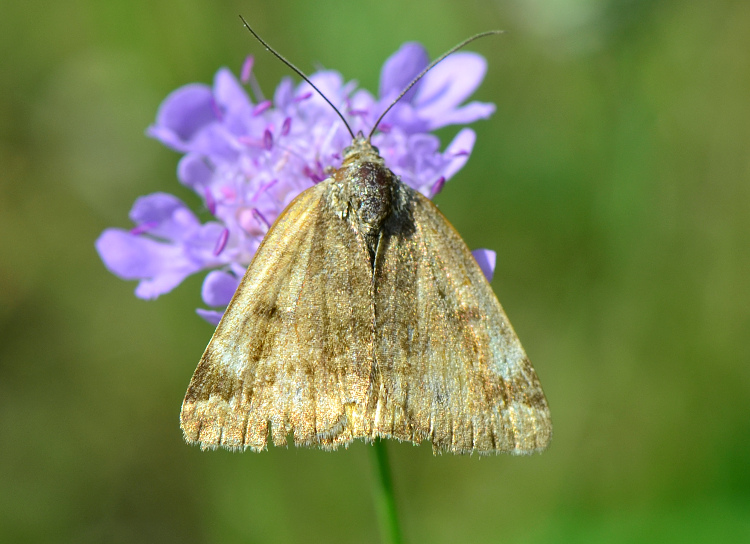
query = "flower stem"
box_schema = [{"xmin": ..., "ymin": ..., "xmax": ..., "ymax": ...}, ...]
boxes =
[{"xmin": 369, "ymin": 439, "xmax": 403, "ymax": 544}]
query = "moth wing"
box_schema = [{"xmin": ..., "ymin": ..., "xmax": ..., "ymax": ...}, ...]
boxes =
[
  {"xmin": 181, "ymin": 180, "xmax": 375, "ymax": 451},
  {"xmin": 372, "ymin": 185, "xmax": 551, "ymax": 454}
]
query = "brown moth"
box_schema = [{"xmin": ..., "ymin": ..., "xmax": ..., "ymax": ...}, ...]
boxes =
[{"xmin": 180, "ymin": 25, "xmax": 551, "ymax": 455}]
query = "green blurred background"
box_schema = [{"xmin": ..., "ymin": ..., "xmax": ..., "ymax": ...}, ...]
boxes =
[{"xmin": 2, "ymin": 0, "xmax": 748, "ymax": 542}]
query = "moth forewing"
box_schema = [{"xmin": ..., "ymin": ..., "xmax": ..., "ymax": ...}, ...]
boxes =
[
  {"xmin": 181, "ymin": 180, "xmax": 375, "ymax": 451},
  {"xmin": 371, "ymin": 185, "xmax": 551, "ymax": 454}
]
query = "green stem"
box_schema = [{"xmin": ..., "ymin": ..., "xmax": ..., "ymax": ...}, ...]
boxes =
[{"xmin": 369, "ymin": 439, "xmax": 403, "ymax": 544}]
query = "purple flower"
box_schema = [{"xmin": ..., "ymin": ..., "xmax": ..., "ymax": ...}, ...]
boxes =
[{"xmin": 96, "ymin": 42, "xmax": 497, "ymax": 321}]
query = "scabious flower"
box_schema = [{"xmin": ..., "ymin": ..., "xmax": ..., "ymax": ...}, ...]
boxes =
[{"xmin": 96, "ymin": 42, "xmax": 497, "ymax": 324}]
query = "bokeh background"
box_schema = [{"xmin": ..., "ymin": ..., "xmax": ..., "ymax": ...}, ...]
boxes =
[{"xmin": 2, "ymin": 0, "xmax": 748, "ymax": 542}]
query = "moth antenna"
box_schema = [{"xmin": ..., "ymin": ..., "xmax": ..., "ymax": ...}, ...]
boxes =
[
  {"xmin": 367, "ymin": 30, "xmax": 504, "ymax": 142},
  {"xmin": 239, "ymin": 15, "xmax": 356, "ymax": 140}
]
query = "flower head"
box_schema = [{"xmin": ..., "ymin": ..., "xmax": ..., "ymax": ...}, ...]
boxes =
[{"xmin": 97, "ymin": 42, "xmax": 496, "ymax": 321}]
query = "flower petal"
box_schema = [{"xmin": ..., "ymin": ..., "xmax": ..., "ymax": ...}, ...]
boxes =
[
  {"xmin": 442, "ymin": 128, "xmax": 476, "ymax": 180},
  {"xmin": 96, "ymin": 229, "xmax": 194, "ymax": 298},
  {"xmin": 147, "ymin": 84, "xmax": 216, "ymax": 150},
  {"xmin": 430, "ymin": 101, "xmax": 495, "ymax": 128},
  {"xmin": 213, "ymin": 68, "xmax": 252, "ymax": 115},
  {"xmin": 274, "ymin": 77, "xmax": 295, "ymax": 108},
  {"xmin": 472, "ymin": 248, "xmax": 496, "ymax": 282},
  {"xmin": 414, "ymin": 52, "xmax": 490, "ymax": 127},
  {"xmin": 178, "ymin": 122, "xmax": 241, "ymax": 160},
  {"xmin": 135, "ymin": 272, "xmax": 192, "ymax": 299},
  {"xmin": 177, "ymin": 153, "xmax": 214, "ymax": 190},
  {"xmin": 129, "ymin": 193, "xmax": 201, "ymax": 241},
  {"xmin": 379, "ymin": 42, "xmax": 429, "ymax": 101},
  {"xmin": 298, "ymin": 71, "xmax": 347, "ymax": 113},
  {"xmin": 196, "ymin": 309, "xmax": 224, "ymax": 325},
  {"xmin": 201, "ymin": 269, "xmax": 240, "ymax": 307}
]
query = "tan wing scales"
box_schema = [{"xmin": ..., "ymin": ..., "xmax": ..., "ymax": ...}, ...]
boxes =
[
  {"xmin": 180, "ymin": 180, "xmax": 375, "ymax": 451},
  {"xmin": 370, "ymin": 184, "xmax": 551, "ymax": 455}
]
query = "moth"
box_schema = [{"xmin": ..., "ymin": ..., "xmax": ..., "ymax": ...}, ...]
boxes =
[{"xmin": 180, "ymin": 24, "xmax": 552, "ymax": 455}]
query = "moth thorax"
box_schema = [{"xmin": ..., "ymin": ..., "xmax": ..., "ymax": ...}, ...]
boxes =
[{"xmin": 348, "ymin": 162, "xmax": 393, "ymax": 235}]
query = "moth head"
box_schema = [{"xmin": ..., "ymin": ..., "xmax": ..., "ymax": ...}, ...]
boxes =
[{"xmin": 342, "ymin": 133, "xmax": 384, "ymax": 167}]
